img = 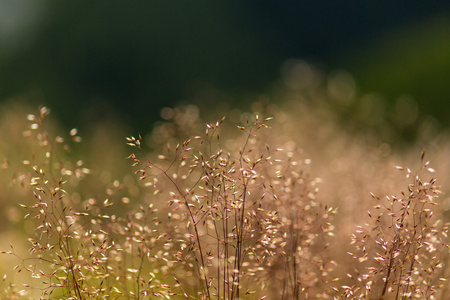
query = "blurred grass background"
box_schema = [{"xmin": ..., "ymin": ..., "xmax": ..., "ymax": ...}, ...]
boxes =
[{"xmin": 1, "ymin": 0, "xmax": 450, "ymax": 138}]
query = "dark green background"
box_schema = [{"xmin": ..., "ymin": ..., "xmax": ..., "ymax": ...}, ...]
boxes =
[{"xmin": 1, "ymin": 1, "xmax": 450, "ymax": 135}]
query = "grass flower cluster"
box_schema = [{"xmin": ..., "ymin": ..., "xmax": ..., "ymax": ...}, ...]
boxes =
[{"xmin": 0, "ymin": 63, "xmax": 449, "ymax": 299}]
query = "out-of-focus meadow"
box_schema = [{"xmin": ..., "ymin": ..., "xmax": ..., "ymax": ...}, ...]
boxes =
[{"xmin": 1, "ymin": 1, "xmax": 450, "ymax": 299}]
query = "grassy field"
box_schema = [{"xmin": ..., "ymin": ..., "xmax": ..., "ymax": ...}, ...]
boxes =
[{"xmin": 0, "ymin": 64, "xmax": 449, "ymax": 299}]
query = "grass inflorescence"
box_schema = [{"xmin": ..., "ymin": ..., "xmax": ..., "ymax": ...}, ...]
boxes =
[{"xmin": 1, "ymin": 94, "xmax": 449, "ymax": 299}]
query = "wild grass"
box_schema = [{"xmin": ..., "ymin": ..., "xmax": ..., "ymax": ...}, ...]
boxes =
[
  {"xmin": 0, "ymin": 63, "xmax": 449, "ymax": 299},
  {"xmin": 343, "ymin": 156, "xmax": 448, "ymax": 298}
]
